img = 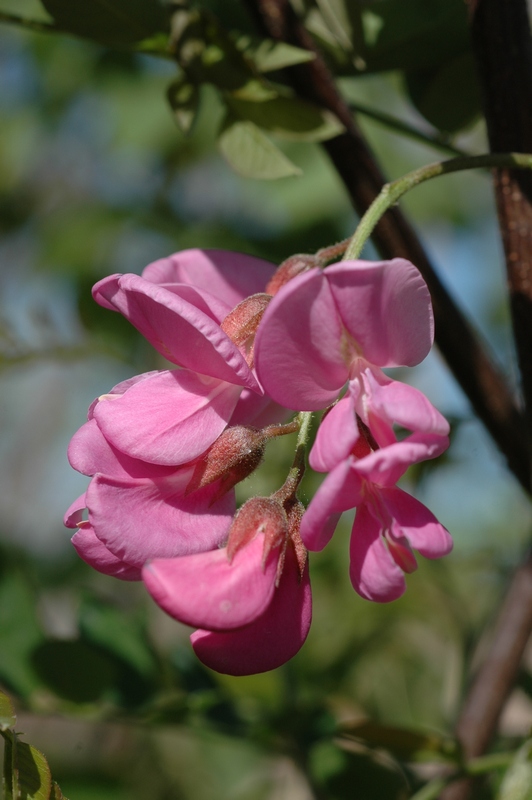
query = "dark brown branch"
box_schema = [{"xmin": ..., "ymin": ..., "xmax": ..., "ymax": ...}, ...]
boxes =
[
  {"xmin": 244, "ymin": 0, "xmax": 530, "ymax": 493},
  {"xmin": 468, "ymin": 0, "xmax": 532, "ymax": 446},
  {"xmin": 439, "ymin": 3, "xmax": 532, "ymax": 797}
]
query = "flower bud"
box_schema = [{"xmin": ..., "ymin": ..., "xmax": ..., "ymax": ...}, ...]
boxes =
[
  {"xmin": 186, "ymin": 426, "xmax": 266, "ymax": 500},
  {"xmin": 265, "ymin": 254, "xmax": 319, "ymax": 295},
  {"xmin": 221, "ymin": 293, "xmax": 271, "ymax": 367},
  {"xmin": 226, "ymin": 496, "xmax": 288, "ymax": 564}
]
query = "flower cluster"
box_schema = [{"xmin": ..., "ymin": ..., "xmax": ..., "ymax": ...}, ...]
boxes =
[{"xmin": 65, "ymin": 248, "xmax": 451, "ymax": 674}]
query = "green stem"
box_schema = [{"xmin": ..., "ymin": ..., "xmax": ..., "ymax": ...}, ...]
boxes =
[
  {"xmin": 344, "ymin": 152, "xmax": 532, "ymax": 261},
  {"xmin": 275, "ymin": 412, "xmax": 313, "ymax": 501},
  {"xmin": 408, "ymin": 752, "xmax": 513, "ymax": 800},
  {"xmin": 347, "ymin": 100, "xmax": 470, "ymax": 158}
]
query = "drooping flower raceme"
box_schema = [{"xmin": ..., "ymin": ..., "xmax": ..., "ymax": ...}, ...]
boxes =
[
  {"xmin": 65, "ymin": 248, "xmax": 452, "ymax": 677},
  {"xmin": 143, "ymin": 496, "xmax": 312, "ymax": 675},
  {"xmin": 255, "ymin": 258, "xmax": 452, "ymax": 600}
]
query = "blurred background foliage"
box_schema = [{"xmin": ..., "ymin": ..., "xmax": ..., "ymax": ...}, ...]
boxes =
[{"xmin": 0, "ymin": 1, "xmax": 531, "ymax": 799}]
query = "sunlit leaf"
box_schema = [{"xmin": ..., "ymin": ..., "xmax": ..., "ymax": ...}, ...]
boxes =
[
  {"xmin": 167, "ymin": 77, "xmax": 200, "ymax": 134},
  {"xmin": 0, "ymin": 691, "xmax": 16, "ymax": 731},
  {"xmin": 228, "ymin": 94, "xmax": 344, "ymax": 142},
  {"xmin": 405, "ymin": 52, "xmax": 482, "ymax": 133},
  {"xmin": 239, "ymin": 38, "xmax": 315, "ymax": 72},
  {"xmin": 2, "ymin": 731, "xmax": 52, "ymax": 800},
  {"xmin": 497, "ymin": 740, "xmax": 532, "ymax": 800},
  {"xmin": 218, "ymin": 117, "xmax": 301, "ymax": 179},
  {"xmin": 41, "ymin": 0, "xmax": 168, "ymax": 44}
]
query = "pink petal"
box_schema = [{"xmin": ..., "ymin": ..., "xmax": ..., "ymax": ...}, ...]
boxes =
[
  {"xmin": 64, "ymin": 493, "xmax": 87, "ymax": 527},
  {"xmin": 141, "ymin": 249, "xmax": 276, "ymax": 308},
  {"xmin": 86, "ymin": 371, "xmax": 161, "ymax": 419},
  {"xmin": 93, "ymin": 273, "xmax": 259, "ymax": 389},
  {"xmin": 191, "ymin": 547, "xmax": 312, "ymax": 675},
  {"xmin": 142, "ymin": 534, "xmax": 278, "ymax": 630},
  {"xmin": 86, "ymin": 472, "xmax": 235, "ymax": 567},
  {"xmin": 349, "ymin": 501, "xmax": 406, "ymax": 602},
  {"xmin": 310, "ymin": 393, "xmax": 359, "ymax": 472},
  {"xmin": 380, "ymin": 487, "xmax": 453, "ymax": 558},
  {"xmin": 93, "ymin": 370, "xmax": 242, "ymax": 465},
  {"xmin": 68, "ymin": 419, "xmax": 175, "ymax": 479},
  {"xmin": 300, "ymin": 458, "xmax": 363, "ymax": 551},
  {"xmin": 362, "ymin": 370, "xmax": 450, "ymax": 439},
  {"xmin": 327, "ymin": 259, "xmax": 434, "ymax": 367},
  {"xmin": 228, "ymin": 388, "xmax": 289, "ymax": 428},
  {"xmin": 71, "ymin": 526, "xmax": 142, "ymax": 581},
  {"xmin": 255, "ymin": 268, "xmax": 348, "ymax": 410},
  {"xmin": 159, "ymin": 283, "xmax": 232, "ymax": 324},
  {"xmin": 354, "ymin": 433, "xmax": 449, "ymax": 487}
]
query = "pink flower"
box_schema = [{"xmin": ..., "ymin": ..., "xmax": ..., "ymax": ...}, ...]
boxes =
[
  {"xmin": 301, "ymin": 412, "xmax": 452, "ymax": 602},
  {"xmin": 64, "ymin": 374, "xmax": 236, "ymax": 580},
  {"xmin": 255, "ymin": 259, "xmax": 434, "ymax": 414},
  {"xmin": 91, "ymin": 249, "xmax": 282, "ymax": 466},
  {"xmin": 143, "ymin": 497, "xmax": 312, "ymax": 675}
]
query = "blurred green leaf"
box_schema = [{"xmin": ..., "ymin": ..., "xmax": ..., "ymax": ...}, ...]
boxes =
[
  {"xmin": 167, "ymin": 76, "xmax": 200, "ymax": 134},
  {"xmin": 40, "ymin": 0, "xmax": 168, "ymax": 44},
  {"xmin": 31, "ymin": 640, "xmax": 118, "ymax": 703},
  {"xmin": 309, "ymin": 0, "xmax": 471, "ymax": 75},
  {"xmin": 0, "ymin": 573, "xmax": 44, "ymax": 698},
  {"xmin": 239, "ymin": 38, "xmax": 315, "ymax": 72},
  {"xmin": 497, "ymin": 740, "xmax": 532, "ymax": 800},
  {"xmin": 338, "ymin": 721, "xmax": 458, "ymax": 761},
  {"xmin": 218, "ymin": 117, "xmax": 301, "ymax": 179},
  {"xmin": 227, "ymin": 94, "xmax": 344, "ymax": 142},
  {"xmin": 0, "ymin": 691, "xmax": 16, "ymax": 731},
  {"xmin": 311, "ymin": 739, "xmax": 410, "ymax": 800},
  {"xmin": 405, "ymin": 52, "xmax": 482, "ymax": 133},
  {"xmin": 78, "ymin": 597, "xmax": 156, "ymax": 681}
]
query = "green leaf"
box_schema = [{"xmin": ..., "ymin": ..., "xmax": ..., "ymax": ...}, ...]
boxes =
[
  {"xmin": 218, "ymin": 116, "xmax": 301, "ymax": 179},
  {"xmin": 227, "ymin": 94, "xmax": 344, "ymax": 142},
  {"xmin": 405, "ymin": 51, "xmax": 482, "ymax": 133},
  {"xmin": 78, "ymin": 598, "xmax": 157, "ymax": 681},
  {"xmin": 167, "ymin": 77, "xmax": 200, "ymax": 134},
  {"xmin": 31, "ymin": 640, "xmax": 118, "ymax": 704},
  {"xmin": 0, "ymin": 573, "xmax": 44, "ymax": 698},
  {"xmin": 0, "ymin": 691, "xmax": 16, "ymax": 732},
  {"xmin": 498, "ymin": 741, "xmax": 532, "ymax": 800},
  {"xmin": 40, "ymin": 0, "xmax": 169, "ymax": 45},
  {"xmin": 308, "ymin": 0, "xmax": 471, "ymax": 75},
  {"xmin": 239, "ymin": 38, "xmax": 315, "ymax": 72},
  {"xmin": 338, "ymin": 721, "xmax": 459, "ymax": 761},
  {"xmin": 2, "ymin": 731, "xmax": 52, "ymax": 800}
]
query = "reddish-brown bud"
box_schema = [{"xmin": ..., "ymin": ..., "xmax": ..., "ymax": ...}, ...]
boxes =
[
  {"xmin": 226, "ymin": 497, "xmax": 288, "ymax": 564},
  {"xmin": 265, "ymin": 254, "xmax": 320, "ymax": 295},
  {"xmin": 221, "ymin": 293, "xmax": 271, "ymax": 367},
  {"xmin": 186, "ymin": 426, "xmax": 266, "ymax": 500}
]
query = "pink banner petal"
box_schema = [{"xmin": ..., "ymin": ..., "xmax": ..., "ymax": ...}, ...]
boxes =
[
  {"xmin": 86, "ymin": 472, "xmax": 235, "ymax": 567},
  {"xmin": 327, "ymin": 259, "xmax": 434, "ymax": 368},
  {"xmin": 142, "ymin": 249, "xmax": 276, "ymax": 308},
  {"xmin": 93, "ymin": 273, "xmax": 259, "ymax": 389},
  {"xmin": 255, "ymin": 268, "xmax": 348, "ymax": 410},
  {"xmin": 143, "ymin": 534, "xmax": 279, "ymax": 630},
  {"xmin": 191, "ymin": 547, "xmax": 312, "ymax": 675},
  {"xmin": 93, "ymin": 370, "xmax": 242, "ymax": 465}
]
